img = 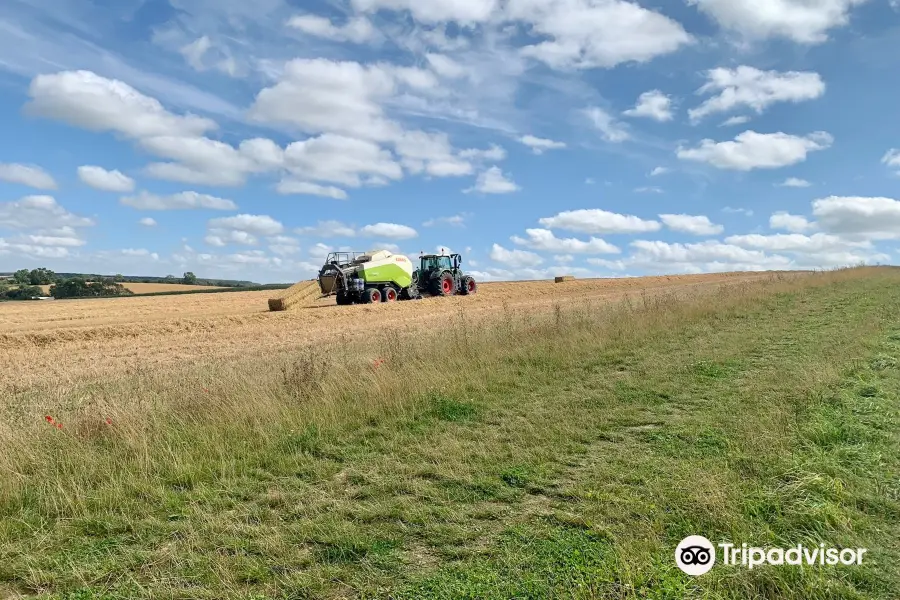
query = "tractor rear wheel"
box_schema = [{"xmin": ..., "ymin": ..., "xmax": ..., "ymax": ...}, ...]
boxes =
[
  {"xmin": 363, "ymin": 288, "xmax": 381, "ymax": 304},
  {"xmin": 383, "ymin": 286, "xmax": 398, "ymax": 302},
  {"xmin": 431, "ymin": 272, "xmax": 455, "ymax": 296},
  {"xmin": 460, "ymin": 276, "xmax": 477, "ymax": 295}
]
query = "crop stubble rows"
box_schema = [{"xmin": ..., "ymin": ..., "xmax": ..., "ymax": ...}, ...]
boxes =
[{"xmin": 0, "ymin": 271, "xmax": 802, "ymax": 392}]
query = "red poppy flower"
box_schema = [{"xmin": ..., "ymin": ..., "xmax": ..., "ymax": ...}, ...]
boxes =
[
  {"xmin": 105, "ymin": 418, "xmax": 113, "ymax": 425},
  {"xmin": 56, "ymin": 423, "xmax": 63, "ymax": 429},
  {"xmin": 45, "ymin": 415, "xmax": 54, "ymax": 423}
]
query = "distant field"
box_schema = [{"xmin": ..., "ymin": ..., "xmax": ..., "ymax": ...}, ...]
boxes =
[{"xmin": 36, "ymin": 282, "xmax": 225, "ymax": 295}]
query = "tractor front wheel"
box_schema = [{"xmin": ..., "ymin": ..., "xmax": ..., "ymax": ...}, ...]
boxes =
[{"xmin": 363, "ymin": 288, "xmax": 382, "ymax": 304}]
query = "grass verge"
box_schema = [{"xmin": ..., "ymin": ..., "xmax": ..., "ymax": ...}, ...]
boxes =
[{"xmin": 0, "ymin": 267, "xmax": 898, "ymax": 599}]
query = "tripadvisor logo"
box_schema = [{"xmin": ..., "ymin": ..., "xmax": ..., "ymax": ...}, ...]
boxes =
[{"xmin": 675, "ymin": 536, "xmax": 868, "ymax": 576}]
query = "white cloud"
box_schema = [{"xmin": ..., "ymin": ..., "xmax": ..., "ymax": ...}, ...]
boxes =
[
  {"xmin": 721, "ymin": 115, "xmax": 751, "ymax": 127},
  {"xmin": 623, "ymin": 90, "xmax": 673, "ymax": 122},
  {"xmin": 725, "ymin": 232, "xmax": 868, "ymax": 253},
  {"xmin": 507, "ymin": 0, "xmax": 693, "ymax": 70},
  {"xmin": 584, "ymin": 107, "xmax": 630, "ymax": 142},
  {"xmin": 26, "ymin": 70, "xmax": 217, "ymax": 139},
  {"xmin": 284, "ymin": 134, "xmax": 401, "ymax": 188},
  {"xmin": 511, "ymin": 228, "xmax": 620, "ymax": 254},
  {"xmin": 489, "ymin": 243, "xmax": 543, "ymax": 267},
  {"xmin": 287, "ymin": 14, "xmax": 377, "ymax": 44},
  {"xmin": 629, "ymin": 239, "xmax": 793, "ymax": 271},
  {"xmin": 359, "ymin": 222, "xmax": 418, "ymax": 240},
  {"xmin": 812, "ymin": 196, "xmax": 900, "ymax": 240},
  {"xmin": 0, "ymin": 163, "xmax": 57, "ymax": 190},
  {"xmin": 77, "ymin": 165, "xmax": 135, "ymax": 192},
  {"xmin": 769, "ymin": 212, "xmax": 813, "ymax": 232},
  {"xmin": 205, "ymin": 229, "xmax": 259, "ymax": 247},
  {"xmin": 296, "ymin": 220, "xmax": 357, "ymax": 238},
  {"xmin": 139, "ymin": 217, "xmax": 157, "ymax": 227},
  {"xmin": 723, "ymin": 206, "xmax": 754, "ymax": 216},
  {"xmin": 689, "ymin": 66, "xmax": 825, "ymax": 123},
  {"xmin": 276, "ymin": 180, "xmax": 348, "ymax": 200},
  {"xmin": 208, "ymin": 214, "xmax": 284, "ymax": 237},
  {"xmin": 425, "ymin": 53, "xmax": 467, "ymax": 79},
  {"xmin": 881, "ymin": 149, "xmax": 900, "ymax": 173},
  {"xmin": 686, "ymin": 0, "xmax": 868, "ymax": 44},
  {"xmin": 677, "ymin": 131, "xmax": 833, "ymax": 171},
  {"xmin": 459, "ymin": 144, "xmax": 507, "ymax": 162},
  {"xmin": 650, "ymin": 167, "xmax": 670, "ymax": 176},
  {"xmin": 539, "ymin": 209, "xmax": 661, "ymax": 234},
  {"xmin": 777, "ymin": 177, "xmax": 812, "ymax": 187},
  {"xmin": 120, "ymin": 191, "xmax": 237, "ymax": 211},
  {"xmin": 180, "ymin": 36, "xmax": 212, "ymax": 71},
  {"xmin": 423, "ymin": 214, "xmax": 468, "ymax": 227},
  {"xmin": 554, "ymin": 254, "xmax": 574, "ymax": 263},
  {"xmin": 518, "ymin": 135, "xmax": 566, "ymax": 154},
  {"xmin": 465, "ymin": 166, "xmax": 519, "ymax": 194},
  {"xmin": 634, "ymin": 186, "xmax": 663, "ymax": 194},
  {"xmin": 0, "ymin": 195, "xmax": 94, "ymax": 231},
  {"xmin": 351, "ymin": 0, "xmax": 498, "ymax": 23},
  {"xmin": 659, "ymin": 214, "xmax": 724, "ymax": 236}
]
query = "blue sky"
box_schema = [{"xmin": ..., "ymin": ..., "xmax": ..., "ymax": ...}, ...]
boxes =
[{"xmin": 1, "ymin": 0, "xmax": 900, "ymax": 283}]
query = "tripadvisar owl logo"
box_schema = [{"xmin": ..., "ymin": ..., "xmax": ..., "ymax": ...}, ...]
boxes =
[{"xmin": 676, "ymin": 535, "xmax": 716, "ymax": 576}]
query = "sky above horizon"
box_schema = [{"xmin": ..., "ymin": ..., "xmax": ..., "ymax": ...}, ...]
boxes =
[{"xmin": 1, "ymin": 0, "xmax": 900, "ymax": 283}]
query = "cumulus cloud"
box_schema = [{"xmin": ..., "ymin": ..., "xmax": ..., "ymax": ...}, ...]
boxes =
[
  {"xmin": 120, "ymin": 191, "xmax": 237, "ymax": 211},
  {"xmin": 208, "ymin": 214, "xmax": 284, "ymax": 237},
  {"xmin": 287, "ymin": 14, "xmax": 377, "ymax": 44},
  {"xmin": 0, "ymin": 195, "xmax": 94, "ymax": 231},
  {"xmin": 777, "ymin": 177, "xmax": 812, "ymax": 187},
  {"xmin": 623, "ymin": 90, "xmax": 673, "ymax": 122},
  {"xmin": 686, "ymin": 0, "xmax": 867, "ymax": 44},
  {"xmin": 650, "ymin": 167, "xmax": 670, "ymax": 176},
  {"xmin": 276, "ymin": 180, "xmax": 348, "ymax": 200},
  {"xmin": 465, "ymin": 166, "xmax": 519, "ymax": 194},
  {"xmin": 139, "ymin": 217, "xmax": 157, "ymax": 227},
  {"xmin": 812, "ymin": 196, "xmax": 900, "ymax": 240},
  {"xmin": 629, "ymin": 239, "xmax": 793, "ymax": 272},
  {"xmin": 881, "ymin": 149, "xmax": 900, "ymax": 173},
  {"xmin": 689, "ymin": 66, "xmax": 825, "ymax": 123},
  {"xmin": 518, "ymin": 135, "xmax": 566, "ymax": 154},
  {"xmin": 769, "ymin": 212, "xmax": 814, "ymax": 232},
  {"xmin": 296, "ymin": 220, "xmax": 357, "ymax": 238},
  {"xmin": 511, "ymin": 228, "xmax": 620, "ymax": 254},
  {"xmin": 77, "ymin": 165, "xmax": 135, "ymax": 192},
  {"xmin": 0, "ymin": 163, "xmax": 57, "ymax": 190},
  {"xmin": 659, "ymin": 214, "xmax": 724, "ymax": 236},
  {"xmin": 423, "ymin": 214, "xmax": 468, "ymax": 227},
  {"xmin": 26, "ymin": 70, "xmax": 216, "ymax": 139},
  {"xmin": 489, "ymin": 243, "xmax": 543, "ymax": 267},
  {"xmin": 677, "ymin": 131, "xmax": 833, "ymax": 171},
  {"xmin": 539, "ymin": 209, "xmax": 661, "ymax": 235},
  {"xmin": 359, "ymin": 222, "xmax": 418, "ymax": 239}
]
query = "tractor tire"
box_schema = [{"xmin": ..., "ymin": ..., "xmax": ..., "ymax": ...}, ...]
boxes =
[
  {"xmin": 460, "ymin": 276, "xmax": 477, "ymax": 295},
  {"xmin": 382, "ymin": 286, "xmax": 398, "ymax": 302},
  {"xmin": 431, "ymin": 272, "xmax": 455, "ymax": 296},
  {"xmin": 363, "ymin": 288, "xmax": 382, "ymax": 304},
  {"xmin": 336, "ymin": 291, "xmax": 353, "ymax": 305}
]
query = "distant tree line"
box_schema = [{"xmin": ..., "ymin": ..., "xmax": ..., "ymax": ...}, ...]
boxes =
[{"xmin": 1, "ymin": 267, "xmax": 263, "ymax": 301}]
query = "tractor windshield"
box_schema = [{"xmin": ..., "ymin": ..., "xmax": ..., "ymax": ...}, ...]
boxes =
[{"xmin": 422, "ymin": 256, "xmax": 453, "ymax": 271}]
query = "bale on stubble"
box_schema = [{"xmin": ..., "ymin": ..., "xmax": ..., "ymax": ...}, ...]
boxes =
[
  {"xmin": 554, "ymin": 275, "xmax": 576, "ymax": 283},
  {"xmin": 268, "ymin": 280, "xmax": 320, "ymax": 311}
]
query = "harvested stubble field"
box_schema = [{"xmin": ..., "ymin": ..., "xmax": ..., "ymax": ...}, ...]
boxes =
[
  {"xmin": 4, "ymin": 271, "xmax": 784, "ymax": 391},
  {"xmin": 2, "ymin": 267, "xmax": 900, "ymax": 600}
]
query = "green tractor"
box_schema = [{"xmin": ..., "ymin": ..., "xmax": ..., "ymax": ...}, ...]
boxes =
[
  {"xmin": 414, "ymin": 253, "xmax": 477, "ymax": 297},
  {"xmin": 317, "ymin": 249, "xmax": 477, "ymax": 304}
]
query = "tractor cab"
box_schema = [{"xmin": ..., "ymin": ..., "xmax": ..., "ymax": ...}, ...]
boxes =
[{"xmin": 419, "ymin": 253, "xmax": 458, "ymax": 273}]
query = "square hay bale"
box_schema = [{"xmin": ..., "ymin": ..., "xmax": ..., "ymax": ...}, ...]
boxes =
[
  {"xmin": 554, "ymin": 275, "xmax": 575, "ymax": 283},
  {"xmin": 268, "ymin": 280, "xmax": 319, "ymax": 311}
]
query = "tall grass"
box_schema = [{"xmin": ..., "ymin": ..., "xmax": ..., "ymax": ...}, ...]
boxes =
[{"xmin": 0, "ymin": 268, "xmax": 864, "ymax": 514}]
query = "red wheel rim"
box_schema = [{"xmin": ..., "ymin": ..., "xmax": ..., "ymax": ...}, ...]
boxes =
[
  {"xmin": 442, "ymin": 278, "xmax": 452, "ymax": 293},
  {"xmin": 386, "ymin": 289, "xmax": 396, "ymax": 301},
  {"xmin": 468, "ymin": 280, "xmax": 475, "ymax": 292},
  {"xmin": 372, "ymin": 290, "xmax": 381, "ymax": 302}
]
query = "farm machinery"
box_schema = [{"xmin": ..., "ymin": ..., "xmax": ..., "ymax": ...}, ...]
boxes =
[{"xmin": 316, "ymin": 249, "xmax": 477, "ymax": 305}]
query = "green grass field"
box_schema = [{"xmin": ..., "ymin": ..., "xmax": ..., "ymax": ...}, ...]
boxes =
[{"xmin": 2, "ymin": 268, "xmax": 899, "ymax": 599}]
